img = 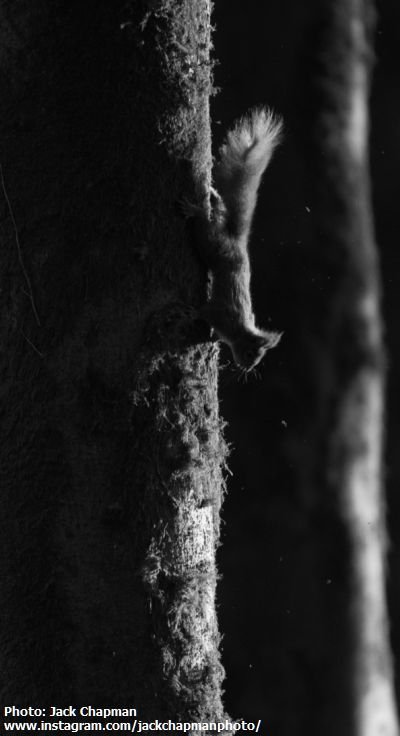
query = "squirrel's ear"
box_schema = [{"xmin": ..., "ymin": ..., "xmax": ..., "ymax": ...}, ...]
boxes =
[{"xmin": 262, "ymin": 330, "xmax": 283, "ymax": 349}]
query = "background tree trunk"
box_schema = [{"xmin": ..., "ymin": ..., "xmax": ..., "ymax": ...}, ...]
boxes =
[
  {"xmin": 303, "ymin": 1, "xmax": 398, "ymax": 733},
  {"xmin": 0, "ymin": 0, "xmax": 226, "ymax": 718}
]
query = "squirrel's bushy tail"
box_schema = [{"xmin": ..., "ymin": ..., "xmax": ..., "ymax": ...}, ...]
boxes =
[{"xmin": 214, "ymin": 107, "xmax": 282, "ymax": 238}]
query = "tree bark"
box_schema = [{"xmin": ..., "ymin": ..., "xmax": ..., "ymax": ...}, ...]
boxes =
[{"xmin": 0, "ymin": 0, "xmax": 226, "ymax": 718}]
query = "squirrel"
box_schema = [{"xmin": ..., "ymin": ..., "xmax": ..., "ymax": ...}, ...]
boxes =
[{"xmin": 184, "ymin": 106, "xmax": 283, "ymax": 371}]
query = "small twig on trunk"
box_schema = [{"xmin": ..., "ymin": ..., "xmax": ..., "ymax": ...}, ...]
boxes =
[{"xmin": 0, "ymin": 163, "xmax": 41, "ymax": 326}]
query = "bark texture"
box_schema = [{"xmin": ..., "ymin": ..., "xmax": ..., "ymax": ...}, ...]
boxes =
[{"xmin": 0, "ymin": 0, "xmax": 226, "ymax": 718}]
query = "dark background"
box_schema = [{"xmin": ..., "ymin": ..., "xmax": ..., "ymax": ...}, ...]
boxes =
[{"xmin": 212, "ymin": 0, "xmax": 400, "ymax": 721}]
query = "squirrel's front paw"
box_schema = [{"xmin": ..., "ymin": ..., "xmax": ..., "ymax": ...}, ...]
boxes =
[{"xmin": 177, "ymin": 197, "xmax": 203, "ymax": 220}]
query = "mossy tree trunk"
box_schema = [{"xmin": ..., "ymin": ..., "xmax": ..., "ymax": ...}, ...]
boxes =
[
  {"xmin": 304, "ymin": 0, "xmax": 399, "ymax": 733},
  {"xmin": 0, "ymin": 0, "xmax": 226, "ymax": 717}
]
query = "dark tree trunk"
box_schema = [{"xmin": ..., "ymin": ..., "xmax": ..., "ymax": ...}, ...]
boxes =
[{"xmin": 0, "ymin": 0, "xmax": 226, "ymax": 718}]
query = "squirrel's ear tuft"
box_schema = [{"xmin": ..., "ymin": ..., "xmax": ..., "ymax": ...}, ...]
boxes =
[{"xmin": 260, "ymin": 329, "xmax": 283, "ymax": 350}]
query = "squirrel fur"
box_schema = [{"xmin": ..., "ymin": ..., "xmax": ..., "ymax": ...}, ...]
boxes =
[{"xmin": 188, "ymin": 107, "xmax": 283, "ymax": 371}]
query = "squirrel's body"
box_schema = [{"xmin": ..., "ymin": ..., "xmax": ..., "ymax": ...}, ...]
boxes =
[{"xmin": 187, "ymin": 107, "xmax": 283, "ymax": 370}]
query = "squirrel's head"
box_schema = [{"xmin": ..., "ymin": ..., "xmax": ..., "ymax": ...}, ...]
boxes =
[{"xmin": 232, "ymin": 329, "xmax": 282, "ymax": 371}]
